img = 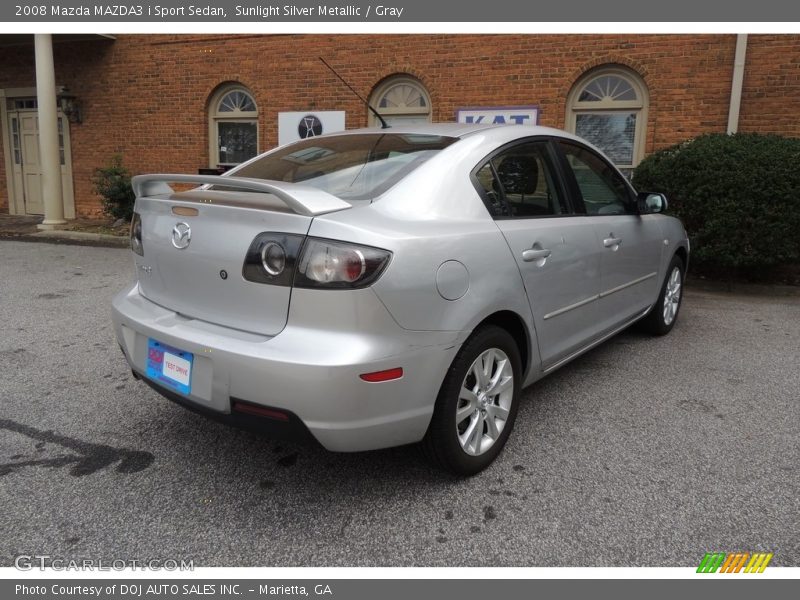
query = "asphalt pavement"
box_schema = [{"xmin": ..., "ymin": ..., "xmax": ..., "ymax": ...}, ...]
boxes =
[{"xmin": 0, "ymin": 239, "xmax": 797, "ymax": 567}]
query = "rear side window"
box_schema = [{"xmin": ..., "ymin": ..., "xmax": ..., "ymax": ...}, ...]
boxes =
[
  {"xmin": 557, "ymin": 141, "xmax": 633, "ymax": 215},
  {"xmin": 227, "ymin": 133, "xmax": 457, "ymax": 201},
  {"xmin": 473, "ymin": 141, "xmax": 566, "ymax": 218}
]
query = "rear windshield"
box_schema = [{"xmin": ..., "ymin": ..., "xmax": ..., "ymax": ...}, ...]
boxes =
[{"xmin": 227, "ymin": 133, "xmax": 458, "ymax": 201}]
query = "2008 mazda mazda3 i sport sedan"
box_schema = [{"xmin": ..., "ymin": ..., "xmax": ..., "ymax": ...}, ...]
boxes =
[{"xmin": 112, "ymin": 123, "xmax": 689, "ymax": 474}]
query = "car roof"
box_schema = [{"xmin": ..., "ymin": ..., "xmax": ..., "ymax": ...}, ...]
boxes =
[
  {"xmin": 336, "ymin": 123, "xmax": 496, "ymax": 137},
  {"xmin": 331, "ymin": 122, "xmax": 590, "ymax": 145}
]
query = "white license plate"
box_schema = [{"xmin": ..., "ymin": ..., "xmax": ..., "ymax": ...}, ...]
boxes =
[{"xmin": 145, "ymin": 338, "xmax": 193, "ymax": 395}]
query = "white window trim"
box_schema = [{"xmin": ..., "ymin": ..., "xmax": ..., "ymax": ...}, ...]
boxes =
[
  {"xmin": 368, "ymin": 76, "xmax": 432, "ymax": 126},
  {"xmin": 208, "ymin": 85, "xmax": 259, "ymax": 168},
  {"xmin": 566, "ymin": 67, "xmax": 649, "ymax": 170}
]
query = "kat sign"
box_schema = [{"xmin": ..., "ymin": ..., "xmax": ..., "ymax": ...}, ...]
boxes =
[{"xmin": 456, "ymin": 106, "xmax": 540, "ymax": 126}]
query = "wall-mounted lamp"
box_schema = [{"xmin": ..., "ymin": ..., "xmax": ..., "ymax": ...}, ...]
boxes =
[{"xmin": 59, "ymin": 90, "xmax": 82, "ymax": 123}]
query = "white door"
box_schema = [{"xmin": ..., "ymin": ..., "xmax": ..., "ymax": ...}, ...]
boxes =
[
  {"xmin": 8, "ymin": 109, "xmax": 75, "ymax": 218},
  {"xmin": 17, "ymin": 111, "xmax": 45, "ymax": 214}
]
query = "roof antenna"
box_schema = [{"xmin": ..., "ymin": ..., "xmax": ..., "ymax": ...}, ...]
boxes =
[{"xmin": 319, "ymin": 57, "xmax": 390, "ymax": 130}]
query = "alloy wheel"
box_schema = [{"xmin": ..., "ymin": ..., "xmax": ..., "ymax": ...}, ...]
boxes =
[
  {"xmin": 456, "ymin": 348, "xmax": 514, "ymax": 456},
  {"xmin": 663, "ymin": 266, "xmax": 682, "ymax": 325}
]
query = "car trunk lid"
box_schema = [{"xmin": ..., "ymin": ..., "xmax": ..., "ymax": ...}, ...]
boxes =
[{"xmin": 131, "ymin": 175, "xmax": 351, "ymax": 336}]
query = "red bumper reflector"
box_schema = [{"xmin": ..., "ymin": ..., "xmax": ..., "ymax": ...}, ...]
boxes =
[
  {"xmin": 232, "ymin": 401, "xmax": 290, "ymax": 421},
  {"xmin": 359, "ymin": 367, "xmax": 404, "ymax": 382}
]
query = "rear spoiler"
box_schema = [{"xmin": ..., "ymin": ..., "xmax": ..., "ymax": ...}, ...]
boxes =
[{"xmin": 131, "ymin": 174, "xmax": 351, "ymax": 217}]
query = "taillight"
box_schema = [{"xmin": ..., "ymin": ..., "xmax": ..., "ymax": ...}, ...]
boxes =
[
  {"xmin": 261, "ymin": 241, "xmax": 287, "ymax": 276},
  {"xmin": 243, "ymin": 234, "xmax": 391, "ymax": 289},
  {"xmin": 242, "ymin": 232, "xmax": 305, "ymax": 286},
  {"xmin": 130, "ymin": 212, "xmax": 143, "ymax": 256},
  {"xmin": 294, "ymin": 238, "xmax": 391, "ymax": 289}
]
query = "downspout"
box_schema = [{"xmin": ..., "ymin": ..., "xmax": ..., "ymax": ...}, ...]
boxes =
[{"xmin": 727, "ymin": 34, "xmax": 748, "ymax": 135}]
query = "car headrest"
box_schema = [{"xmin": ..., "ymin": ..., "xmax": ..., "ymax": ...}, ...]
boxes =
[{"xmin": 495, "ymin": 155, "xmax": 539, "ymax": 196}]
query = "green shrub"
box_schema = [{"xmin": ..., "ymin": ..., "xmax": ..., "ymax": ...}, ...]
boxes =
[
  {"xmin": 92, "ymin": 154, "xmax": 135, "ymax": 221},
  {"xmin": 632, "ymin": 133, "xmax": 800, "ymax": 272}
]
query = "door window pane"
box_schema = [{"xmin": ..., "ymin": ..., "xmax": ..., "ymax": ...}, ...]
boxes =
[
  {"xmin": 475, "ymin": 143, "xmax": 565, "ymax": 218},
  {"xmin": 473, "ymin": 162, "xmax": 508, "ymax": 217},
  {"xmin": 559, "ymin": 142, "xmax": 631, "ymax": 216},
  {"xmin": 58, "ymin": 117, "xmax": 65, "ymax": 165},
  {"xmin": 11, "ymin": 117, "xmax": 20, "ymax": 164},
  {"xmin": 217, "ymin": 122, "xmax": 257, "ymax": 165}
]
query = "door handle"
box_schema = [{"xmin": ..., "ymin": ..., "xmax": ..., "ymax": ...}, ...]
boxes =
[
  {"xmin": 603, "ymin": 236, "xmax": 622, "ymax": 248},
  {"xmin": 522, "ymin": 248, "xmax": 552, "ymax": 262}
]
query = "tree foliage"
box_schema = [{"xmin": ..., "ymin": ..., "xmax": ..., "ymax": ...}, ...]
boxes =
[
  {"xmin": 633, "ymin": 133, "xmax": 800, "ymax": 271},
  {"xmin": 92, "ymin": 154, "xmax": 135, "ymax": 221}
]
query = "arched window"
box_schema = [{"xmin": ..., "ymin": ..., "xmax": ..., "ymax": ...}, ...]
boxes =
[
  {"xmin": 566, "ymin": 67, "xmax": 648, "ymax": 175},
  {"xmin": 369, "ymin": 76, "xmax": 432, "ymax": 127},
  {"xmin": 208, "ymin": 85, "xmax": 258, "ymax": 168}
]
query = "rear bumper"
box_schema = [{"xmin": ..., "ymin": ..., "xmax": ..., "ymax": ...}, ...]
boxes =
[
  {"xmin": 112, "ymin": 283, "xmax": 464, "ymax": 451},
  {"xmin": 138, "ymin": 375, "xmax": 320, "ymax": 446}
]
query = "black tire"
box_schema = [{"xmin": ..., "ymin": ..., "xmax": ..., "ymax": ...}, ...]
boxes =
[
  {"xmin": 639, "ymin": 255, "xmax": 685, "ymax": 335},
  {"xmin": 422, "ymin": 325, "xmax": 522, "ymax": 476}
]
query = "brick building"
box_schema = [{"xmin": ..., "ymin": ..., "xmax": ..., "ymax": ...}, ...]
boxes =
[{"xmin": 1, "ymin": 33, "xmax": 798, "ymax": 220}]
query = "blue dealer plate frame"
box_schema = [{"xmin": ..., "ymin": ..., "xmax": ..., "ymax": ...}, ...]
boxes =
[{"xmin": 145, "ymin": 338, "xmax": 194, "ymax": 395}]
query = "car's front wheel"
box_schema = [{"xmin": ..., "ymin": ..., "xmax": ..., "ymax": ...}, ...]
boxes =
[
  {"xmin": 422, "ymin": 325, "xmax": 522, "ymax": 476},
  {"xmin": 640, "ymin": 254, "xmax": 685, "ymax": 335}
]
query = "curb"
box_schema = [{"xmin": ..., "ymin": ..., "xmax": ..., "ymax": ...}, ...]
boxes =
[
  {"xmin": 685, "ymin": 277, "xmax": 800, "ymax": 298},
  {"xmin": 0, "ymin": 231, "xmax": 129, "ymax": 248}
]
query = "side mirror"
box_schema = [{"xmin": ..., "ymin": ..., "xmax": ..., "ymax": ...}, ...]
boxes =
[{"xmin": 637, "ymin": 191, "xmax": 668, "ymax": 214}]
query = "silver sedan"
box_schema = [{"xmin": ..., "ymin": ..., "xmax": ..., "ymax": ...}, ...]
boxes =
[{"xmin": 112, "ymin": 124, "xmax": 689, "ymax": 475}]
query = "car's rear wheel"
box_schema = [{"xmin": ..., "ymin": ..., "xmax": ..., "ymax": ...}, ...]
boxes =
[
  {"xmin": 640, "ymin": 255, "xmax": 685, "ymax": 335},
  {"xmin": 422, "ymin": 325, "xmax": 522, "ymax": 476}
]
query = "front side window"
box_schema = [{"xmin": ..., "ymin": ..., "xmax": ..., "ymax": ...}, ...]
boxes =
[
  {"xmin": 567, "ymin": 67, "xmax": 648, "ymax": 176},
  {"xmin": 208, "ymin": 85, "xmax": 258, "ymax": 167},
  {"xmin": 229, "ymin": 133, "xmax": 456, "ymax": 201},
  {"xmin": 473, "ymin": 142, "xmax": 565, "ymax": 218},
  {"xmin": 558, "ymin": 141, "xmax": 632, "ymax": 216}
]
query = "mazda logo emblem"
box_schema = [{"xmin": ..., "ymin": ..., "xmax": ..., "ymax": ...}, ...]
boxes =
[{"xmin": 171, "ymin": 222, "xmax": 191, "ymax": 249}]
